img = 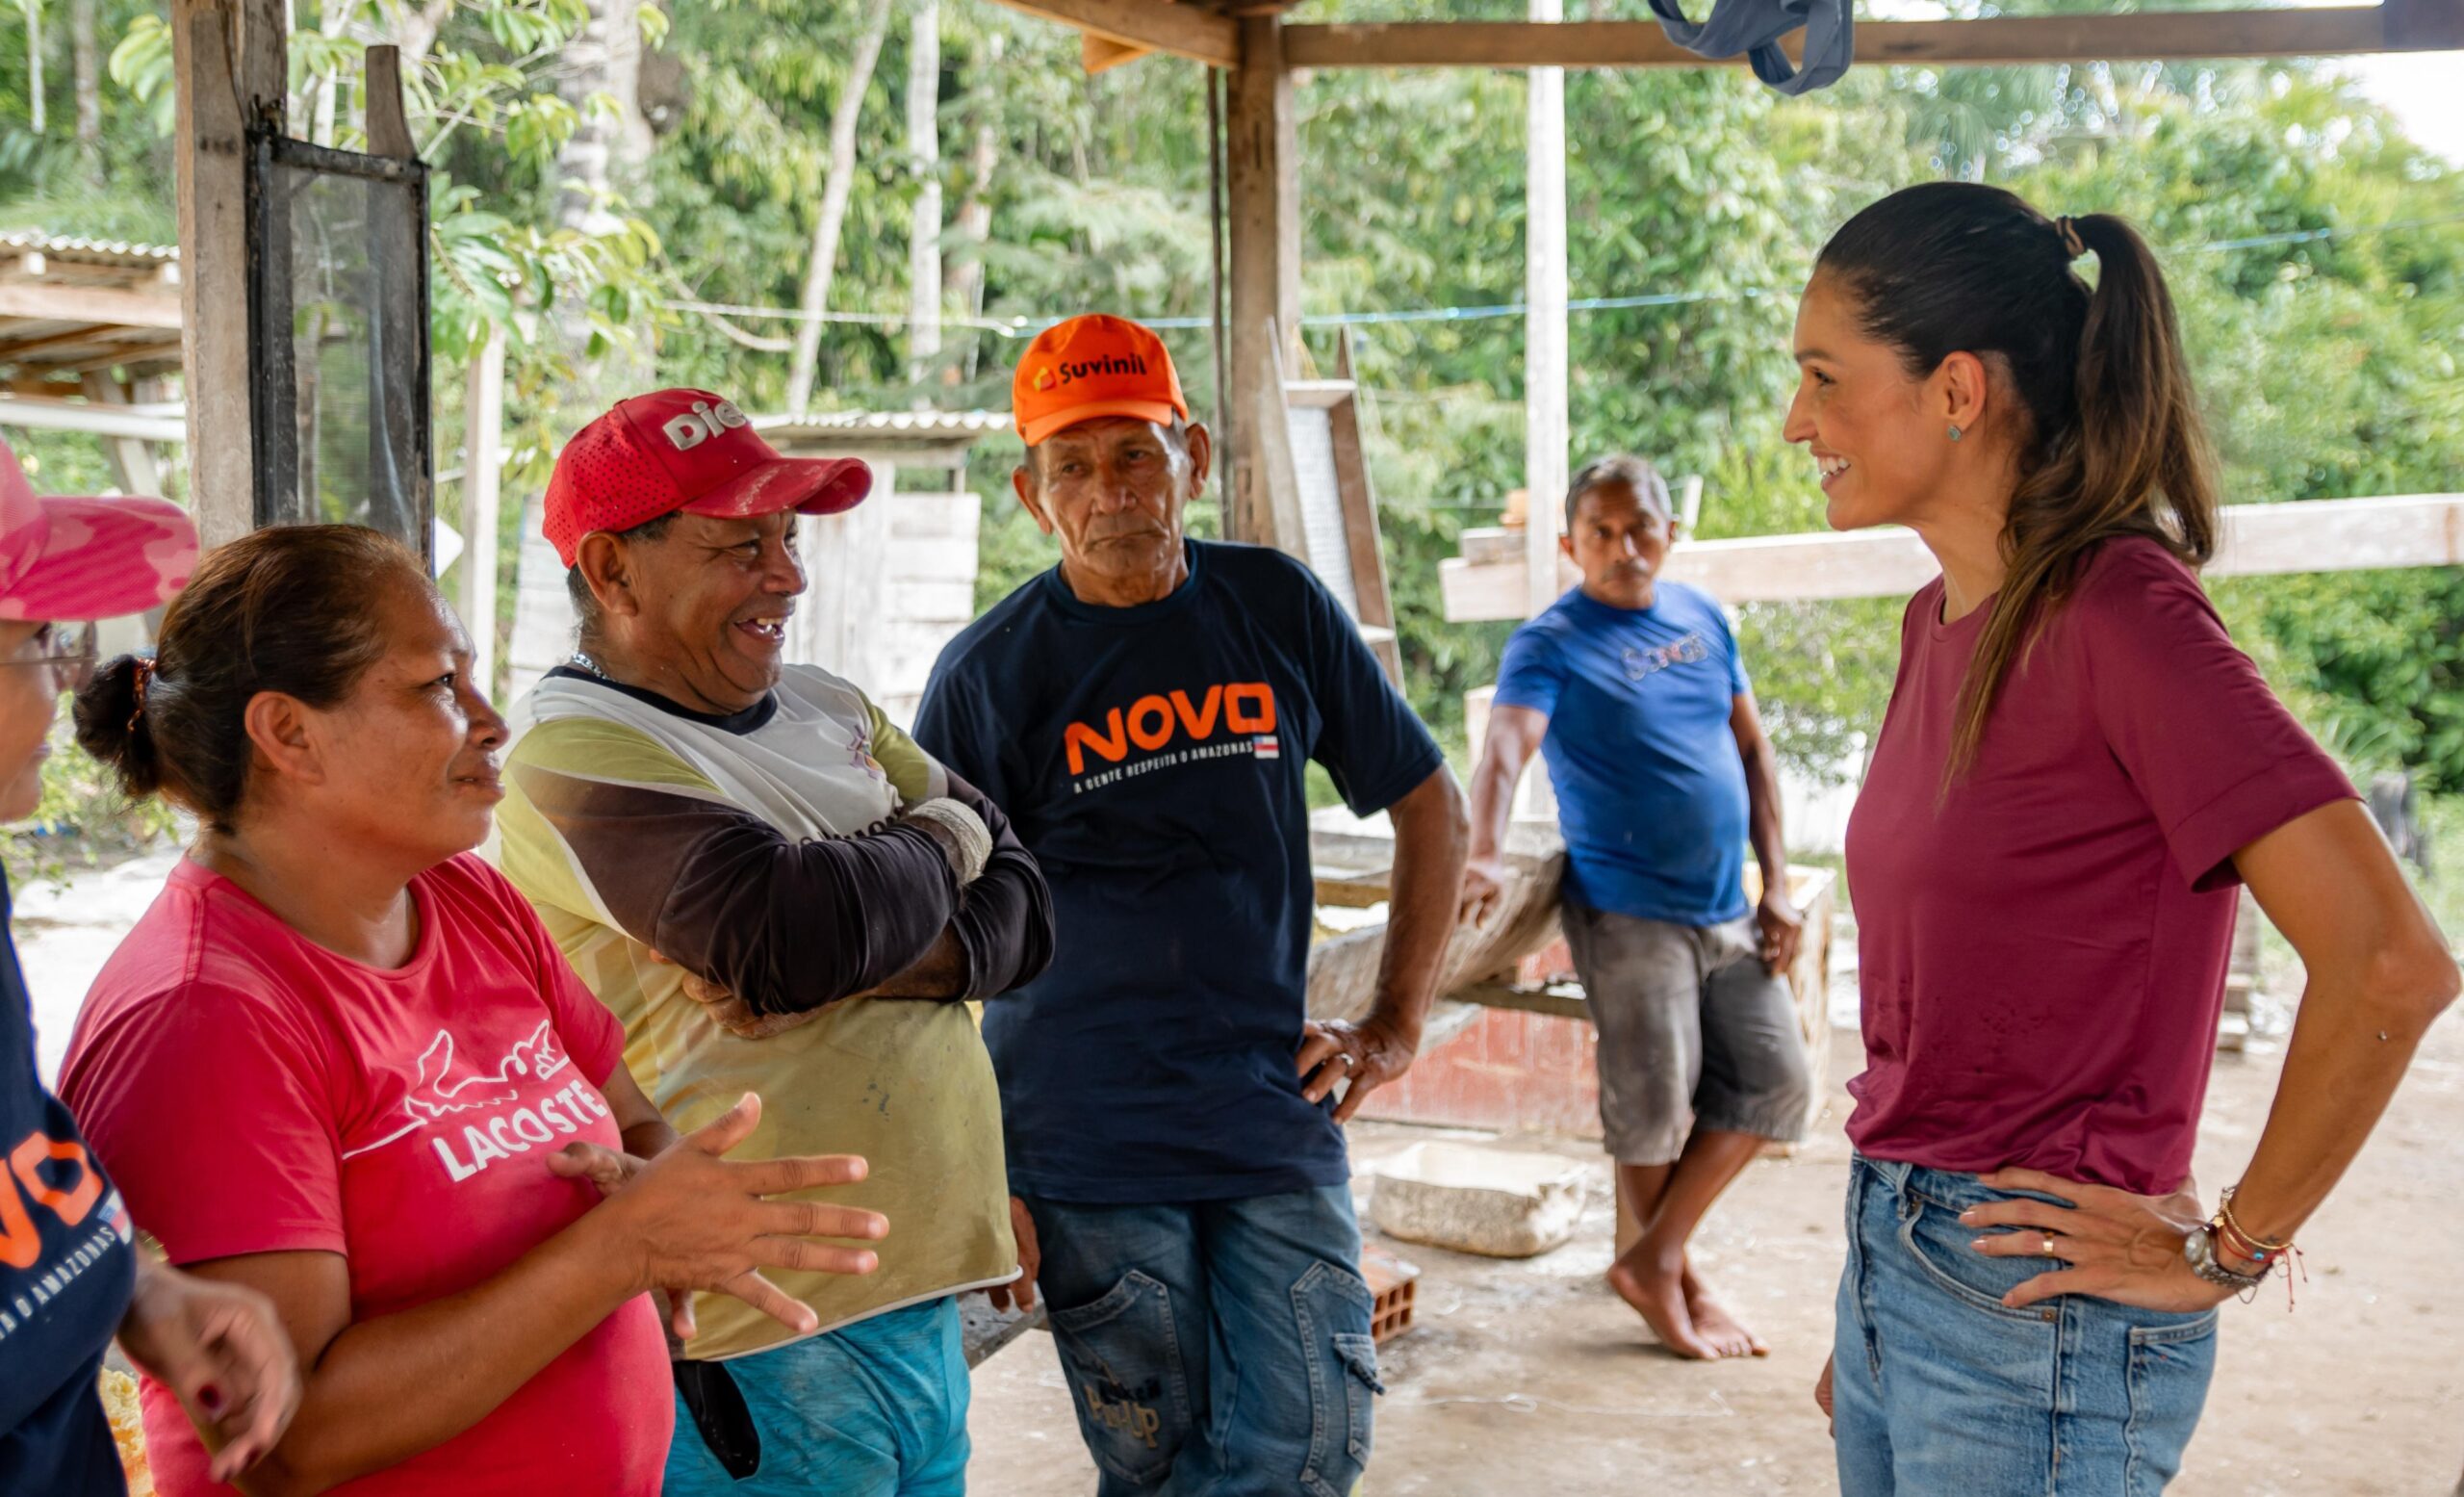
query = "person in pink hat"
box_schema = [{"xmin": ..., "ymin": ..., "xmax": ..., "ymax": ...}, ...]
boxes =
[{"xmin": 0, "ymin": 435, "xmax": 299, "ymax": 1495}]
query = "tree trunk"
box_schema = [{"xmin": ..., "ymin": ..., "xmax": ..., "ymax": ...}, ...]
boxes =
[
  {"xmin": 27, "ymin": 0, "xmax": 44, "ymax": 135},
  {"xmin": 552, "ymin": 0, "xmax": 655, "ymax": 393},
  {"xmin": 70, "ymin": 0, "xmax": 97, "ymax": 156},
  {"xmin": 945, "ymin": 31, "xmax": 999, "ymax": 382},
  {"xmin": 906, "ymin": 0, "xmax": 941, "ymax": 392},
  {"xmin": 784, "ymin": 0, "xmax": 892, "ymax": 415}
]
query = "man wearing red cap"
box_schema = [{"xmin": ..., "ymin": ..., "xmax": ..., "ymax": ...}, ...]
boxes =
[
  {"xmin": 916, "ymin": 318, "xmax": 1468, "ymax": 1495},
  {"xmin": 491, "ymin": 390, "xmax": 1056, "ymax": 1495}
]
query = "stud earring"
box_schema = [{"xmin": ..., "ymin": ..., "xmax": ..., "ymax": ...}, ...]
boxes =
[{"xmin": 1947, "ymin": 424, "xmax": 1964, "ymax": 442}]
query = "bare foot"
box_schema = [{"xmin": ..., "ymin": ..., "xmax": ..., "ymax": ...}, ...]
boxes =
[
  {"xmin": 1681, "ymin": 1263, "xmax": 1767, "ymax": 1358},
  {"xmin": 1606, "ymin": 1249, "xmax": 1715, "ymax": 1359}
]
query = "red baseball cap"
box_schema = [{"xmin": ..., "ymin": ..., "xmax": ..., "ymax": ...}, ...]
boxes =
[
  {"xmin": 542, "ymin": 389, "xmax": 871, "ymax": 567},
  {"xmin": 1012, "ymin": 315, "xmax": 1189, "ymax": 447},
  {"xmin": 0, "ymin": 435, "xmax": 196, "ymax": 623}
]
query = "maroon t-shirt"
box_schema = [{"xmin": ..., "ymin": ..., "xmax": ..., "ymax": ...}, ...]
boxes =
[{"xmin": 1844, "ymin": 536, "xmax": 2353, "ymax": 1195}]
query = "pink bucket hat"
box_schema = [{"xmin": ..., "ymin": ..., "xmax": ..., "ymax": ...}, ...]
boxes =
[{"xmin": 0, "ymin": 436, "xmax": 198, "ymax": 623}]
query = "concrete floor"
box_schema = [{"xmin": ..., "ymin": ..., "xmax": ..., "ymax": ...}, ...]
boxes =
[
  {"xmin": 967, "ymin": 1006, "xmax": 2464, "ymax": 1496},
  {"xmin": 21, "ymin": 852, "xmax": 2462, "ymax": 1492}
]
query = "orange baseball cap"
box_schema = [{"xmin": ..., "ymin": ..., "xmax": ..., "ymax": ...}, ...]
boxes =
[{"xmin": 1012, "ymin": 315, "xmax": 1190, "ymax": 447}]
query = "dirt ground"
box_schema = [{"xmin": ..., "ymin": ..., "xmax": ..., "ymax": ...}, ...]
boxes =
[{"xmin": 967, "ymin": 1006, "xmax": 2464, "ymax": 1496}]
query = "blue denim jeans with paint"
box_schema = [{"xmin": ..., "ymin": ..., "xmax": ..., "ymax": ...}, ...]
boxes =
[
  {"xmin": 1022, "ymin": 1185, "xmax": 1382, "ymax": 1497},
  {"xmin": 663, "ymin": 1296, "xmax": 970, "ymax": 1497},
  {"xmin": 1833, "ymin": 1155, "xmax": 2220, "ymax": 1496}
]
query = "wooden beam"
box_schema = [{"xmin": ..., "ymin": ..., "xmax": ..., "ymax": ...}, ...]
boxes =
[
  {"xmin": 1439, "ymin": 494, "xmax": 2464, "ymax": 620},
  {"xmin": 0, "ymin": 394, "xmax": 189, "ymax": 443},
  {"xmin": 1082, "ymin": 33, "xmax": 1150, "ymax": 74},
  {"xmin": 982, "ymin": 0, "xmax": 1238, "ymax": 68},
  {"xmin": 1281, "ymin": 6, "xmax": 2458, "ymax": 69},
  {"xmin": 0, "ymin": 283, "xmax": 183, "ymax": 330},
  {"xmin": 1525, "ymin": 0, "xmax": 1567, "ymax": 625},
  {"xmin": 1225, "ymin": 13, "xmax": 1300, "ymax": 548},
  {"xmin": 460, "ymin": 321, "xmax": 507, "ymax": 697},
  {"xmin": 173, "ymin": 0, "xmax": 285, "ymax": 551},
  {"xmin": 81, "ymin": 374, "xmax": 167, "ymax": 497}
]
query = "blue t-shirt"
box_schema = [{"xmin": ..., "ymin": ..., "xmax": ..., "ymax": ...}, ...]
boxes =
[
  {"xmin": 1494, "ymin": 581, "xmax": 1753, "ymax": 927},
  {"xmin": 916, "ymin": 540, "xmax": 1445, "ymax": 1204},
  {"xmin": 1, "ymin": 870, "xmax": 137, "ymax": 1496}
]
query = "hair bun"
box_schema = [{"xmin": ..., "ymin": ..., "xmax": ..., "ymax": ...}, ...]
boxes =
[{"xmin": 70, "ymin": 655, "xmax": 163, "ymax": 798}]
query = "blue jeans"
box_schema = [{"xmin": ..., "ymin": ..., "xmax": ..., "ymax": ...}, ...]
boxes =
[
  {"xmin": 1023, "ymin": 1185, "xmax": 1382, "ymax": 1497},
  {"xmin": 663, "ymin": 1297, "xmax": 970, "ymax": 1496},
  {"xmin": 1833, "ymin": 1156, "xmax": 2220, "ymax": 1496}
]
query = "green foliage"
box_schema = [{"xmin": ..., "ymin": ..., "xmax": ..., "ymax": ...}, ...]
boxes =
[
  {"xmin": 2, "ymin": 704, "xmax": 177, "ymax": 890},
  {"xmin": 1, "ymin": 0, "xmax": 2456, "ymax": 796}
]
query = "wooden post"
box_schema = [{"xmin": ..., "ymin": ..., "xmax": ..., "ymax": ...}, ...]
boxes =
[
  {"xmin": 1524, "ymin": 0, "xmax": 1568, "ymax": 625},
  {"xmin": 1225, "ymin": 15, "xmax": 1298, "ymax": 547},
  {"xmin": 80, "ymin": 374, "xmax": 165, "ymax": 498},
  {"xmin": 908, "ymin": 0, "xmax": 943, "ymax": 387},
  {"xmin": 172, "ymin": 0, "xmax": 284, "ymax": 548},
  {"xmin": 460, "ymin": 321, "xmax": 507, "ymax": 698}
]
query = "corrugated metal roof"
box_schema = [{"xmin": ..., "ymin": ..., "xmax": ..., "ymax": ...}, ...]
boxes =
[
  {"xmin": 0, "ymin": 229, "xmax": 180, "ymax": 267},
  {"xmin": 754, "ymin": 406, "xmax": 1014, "ymax": 436},
  {"xmin": 752, "ymin": 408, "xmax": 1013, "ymax": 438}
]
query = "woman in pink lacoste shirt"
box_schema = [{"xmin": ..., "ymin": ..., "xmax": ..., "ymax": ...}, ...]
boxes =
[
  {"xmin": 59, "ymin": 525, "xmax": 888, "ymax": 1497},
  {"xmin": 1788, "ymin": 183, "xmax": 2457, "ymax": 1494}
]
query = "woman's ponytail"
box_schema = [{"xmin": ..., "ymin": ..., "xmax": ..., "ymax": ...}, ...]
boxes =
[{"xmin": 70, "ymin": 655, "xmax": 164, "ymax": 800}]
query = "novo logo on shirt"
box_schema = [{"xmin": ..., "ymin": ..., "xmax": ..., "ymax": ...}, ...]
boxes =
[
  {"xmin": 0, "ymin": 1127, "xmax": 108, "ymax": 1271},
  {"xmin": 1064, "ymin": 683, "xmax": 1277, "ymax": 776}
]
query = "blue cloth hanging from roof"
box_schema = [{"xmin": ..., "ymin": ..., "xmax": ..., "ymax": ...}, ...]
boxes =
[{"xmin": 1646, "ymin": 0, "xmax": 1854, "ymax": 96}]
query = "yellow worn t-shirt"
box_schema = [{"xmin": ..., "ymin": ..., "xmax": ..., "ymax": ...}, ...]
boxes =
[{"xmin": 488, "ymin": 666, "xmax": 1015, "ymax": 1359}]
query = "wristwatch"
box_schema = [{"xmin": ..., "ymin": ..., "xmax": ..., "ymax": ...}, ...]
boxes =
[{"xmin": 2183, "ymin": 1222, "xmax": 2269, "ymax": 1294}]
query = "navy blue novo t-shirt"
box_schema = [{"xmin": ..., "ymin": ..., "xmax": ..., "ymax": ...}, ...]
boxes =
[
  {"xmin": 1494, "ymin": 581, "xmax": 1753, "ymax": 927},
  {"xmin": 1, "ymin": 870, "xmax": 138, "ymax": 1496},
  {"xmin": 916, "ymin": 540, "xmax": 1444, "ymax": 1204}
]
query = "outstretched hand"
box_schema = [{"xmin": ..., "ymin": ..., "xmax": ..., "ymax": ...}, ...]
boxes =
[{"xmin": 552, "ymin": 1093, "xmax": 886, "ymax": 1339}]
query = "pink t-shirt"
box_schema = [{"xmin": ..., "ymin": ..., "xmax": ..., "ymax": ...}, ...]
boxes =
[
  {"xmin": 1844, "ymin": 537, "xmax": 2353, "ymax": 1196},
  {"xmin": 59, "ymin": 854, "xmax": 672, "ymax": 1497}
]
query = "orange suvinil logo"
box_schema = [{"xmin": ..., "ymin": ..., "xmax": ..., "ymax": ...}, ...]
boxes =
[
  {"xmin": 1034, "ymin": 368, "xmax": 1058, "ymax": 392},
  {"xmin": 1065, "ymin": 683, "xmax": 1275, "ymax": 774}
]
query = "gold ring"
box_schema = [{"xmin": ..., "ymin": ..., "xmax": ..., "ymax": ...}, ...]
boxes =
[{"xmin": 2042, "ymin": 1232, "xmax": 2058, "ymax": 1256}]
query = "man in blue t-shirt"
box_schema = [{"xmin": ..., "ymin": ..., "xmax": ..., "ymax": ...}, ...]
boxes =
[
  {"xmin": 916, "ymin": 314, "xmax": 1466, "ymax": 1495},
  {"xmin": 1461, "ymin": 453, "xmax": 1811, "ymax": 1362}
]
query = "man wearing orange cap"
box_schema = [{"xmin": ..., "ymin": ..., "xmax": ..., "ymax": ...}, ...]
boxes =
[
  {"xmin": 491, "ymin": 389, "xmax": 1057, "ymax": 1495},
  {"xmin": 916, "ymin": 319, "xmax": 1468, "ymax": 1494}
]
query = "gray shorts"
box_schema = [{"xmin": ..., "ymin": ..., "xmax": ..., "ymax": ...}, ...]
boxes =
[{"xmin": 1561, "ymin": 900, "xmax": 1813, "ymax": 1166}]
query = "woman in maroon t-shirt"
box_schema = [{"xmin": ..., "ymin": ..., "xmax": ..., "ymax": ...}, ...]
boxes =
[
  {"xmin": 1784, "ymin": 182, "xmax": 2457, "ymax": 1493},
  {"xmin": 60, "ymin": 527, "xmax": 889, "ymax": 1497}
]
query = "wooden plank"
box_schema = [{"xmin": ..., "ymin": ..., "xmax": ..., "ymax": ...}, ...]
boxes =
[
  {"xmin": 1082, "ymin": 32, "xmax": 1150, "ymax": 73},
  {"xmin": 460, "ymin": 321, "xmax": 506, "ymax": 695},
  {"xmin": 79, "ymin": 374, "xmax": 165, "ymax": 497},
  {"xmin": 983, "ymin": 0, "xmax": 1238, "ymax": 67},
  {"xmin": 1225, "ymin": 14, "xmax": 1299, "ymax": 547},
  {"xmin": 1441, "ymin": 494, "xmax": 2464, "ymax": 620},
  {"xmin": 1525, "ymin": 0, "xmax": 1568, "ymax": 626},
  {"xmin": 0, "ymin": 283, "xmax": 182, "ymax": 331},
  {"xmin": 1329, "ymin": 333, "xmax": 1401, "ymax": 684},
  {"xmin": 887, "ymin": 491, "xmax": 982, "ymax": 541},
  {"xmin": 1281, "ymin": 7, "xmax": 2449, "ymax": 69},
  {"xmin": 173, "ymin": 0, "xmax": 274, "ymax": 550}
]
